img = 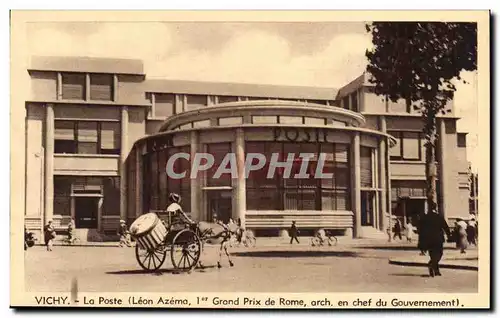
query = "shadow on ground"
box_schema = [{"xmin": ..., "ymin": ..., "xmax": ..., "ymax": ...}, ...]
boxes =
[
  {"xmin": 390, "ymin": 273, "xmax": 430, "ymax": 278},
  {"xmin": 106, "ymin": 265, "xmax": 218, "ymax": 276},
  {"xmin": 232, "ymin": 250, "xmax": 358, "ymax": 258},
  {"xmin": 357, "ymin": 246, "xmax": 457, "ymax": 251}
]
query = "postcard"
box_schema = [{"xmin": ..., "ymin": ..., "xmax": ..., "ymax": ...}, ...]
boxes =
[{"xmin": 10, "ymin": 10, "xmax": 490, "ymax": 309}]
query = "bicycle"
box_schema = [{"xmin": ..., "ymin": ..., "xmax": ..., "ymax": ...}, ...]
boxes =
[
  {"xmin": 310, "ymin": 234, "xmax": 338, "ymax": 247},
  {"xmin": 62, "ymin": 236, "xmax": 81, "ymax": 245}
]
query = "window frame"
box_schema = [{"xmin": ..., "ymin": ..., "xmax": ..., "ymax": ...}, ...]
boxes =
[
  {"xmin": 54, "ymin": 120, "xmax": 121, "ymax": 155},
  {"xmin": 388, "ymin": 130, "xmax": 423, "ymax": 162}
]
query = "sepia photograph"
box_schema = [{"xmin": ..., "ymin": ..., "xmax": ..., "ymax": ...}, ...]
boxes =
[{"xmin": 10, "ymin": 10, "xmax": 490, "ymax": 309}]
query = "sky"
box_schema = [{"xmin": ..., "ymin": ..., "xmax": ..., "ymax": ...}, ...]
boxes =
[{"xmin": 25, "ymin": 21, "xmax": 479, "ymax": 171}]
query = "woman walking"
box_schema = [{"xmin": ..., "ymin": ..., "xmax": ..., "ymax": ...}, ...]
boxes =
[{"xmin": 44, "ymin": 220, "xmax": 56, "ymax": 251}]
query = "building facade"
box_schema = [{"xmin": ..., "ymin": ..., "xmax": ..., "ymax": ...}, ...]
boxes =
[{"xmin": 23, "ymin": 56, "xmax": 471, "ymax": 241}]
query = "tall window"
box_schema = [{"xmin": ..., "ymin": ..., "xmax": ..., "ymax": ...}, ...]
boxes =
[
  {"xmin": 143, "ymin": 145, "xmax": 191, "ymax": 213},
  {"xmin": 245, "ymin": 141, "xmax": 351, "ymax": 211},
  {"xmin": 90, "ymin": 74, "xmax": 113, "ymax": 101},
  {"xmin": 388, "ymin": 131, "xmax": 423, "ymax": 161},
  {"xmin": 342, "ymin": 96, "xmax": 349, "ymax": 110},
  {"xmin": 360, "ymin": 147, "xmax": 373, "ymax": 188},
  {"xmin": 350, "ymin": 92, "xmax": 359, "ymax": 112},
  {"xmin": 54, "ymin": 120, "xmax": 120, "ymax": 155},
  {"xmin": 61, "ymin": 73, "xmax": 86, "ymax": 100},
  {"xmin": 206, "ymin": 143, "xmax": 232, "ymax": 187}
]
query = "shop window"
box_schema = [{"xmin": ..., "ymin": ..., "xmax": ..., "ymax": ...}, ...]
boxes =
[
  {"xmin": 61, "ymin": 73, "xmax": 86, "ymax": 100},
  {"xmin": 103, "ymin": 177, "xmax": 120, "ymax": 216},
  {"xmin": 206, "ymin": 143, "xmax": 232, "ymax": 187},
  {"xmin": 53, "ymin": 176, "xmax": 72, "ymax": 216},
  {"xmin": 245, "ymin": 141, "xmax": 350, "ymax": 211},
  {"xmin": 90, "ymin": 74, "xmax": 113, "ymax": 101}
]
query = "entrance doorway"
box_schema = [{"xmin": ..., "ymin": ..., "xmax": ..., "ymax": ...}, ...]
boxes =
[
  {"xmin": 207, "ymin": 191, "xmax": 232, "ymax": 224},
  {"xmin": 397, "ymin": 197, "xmax": 426, "ymax": 226},
  {"xmin": 361, "ymin": 191, "xmax": 375, "ymax": 226},
  {"xmin": 74, "ymin": 197, "xmax": 99, "ymax": 229}
]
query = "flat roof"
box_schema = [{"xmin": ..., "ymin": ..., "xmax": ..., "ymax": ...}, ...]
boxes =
[
  {"xmin": 29, "ymin": 56, "xmax": 145, "ymax": 75},
  {"xmin": 146, "ymin": 79, "xmax": 337, "ymax": 100}
]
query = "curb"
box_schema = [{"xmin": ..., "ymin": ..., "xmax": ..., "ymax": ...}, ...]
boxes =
[{"xmin": 388, "ymin": 258, "xmax": 478, "ymax": 271}]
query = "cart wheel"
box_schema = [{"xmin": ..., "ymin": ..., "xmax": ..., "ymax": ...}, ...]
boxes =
[
  {"xmin": 171, "ymin": 229, "xmax": 202, "ymax": 272},
  {"xmin": 135, "ymin": 242, "xmax": 167, "ymax": 272},
  {"xmin": 328, "ymin": 236, "xmax": 338, "ymax": 246}
]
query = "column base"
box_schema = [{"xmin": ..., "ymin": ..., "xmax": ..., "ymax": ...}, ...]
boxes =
[{"xmin": 344, "ymin": 228, "xmax": 353, "ymax": 238}]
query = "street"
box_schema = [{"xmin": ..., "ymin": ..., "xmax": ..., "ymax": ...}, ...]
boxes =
[{"xmin": 24, "ymin": 241, "xmax": 478, "ymax": 293}]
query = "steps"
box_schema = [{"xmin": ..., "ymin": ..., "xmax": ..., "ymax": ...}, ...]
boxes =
[{"xmin": 360, "ymin": 226, "xmax": 388, "ymax": 239}]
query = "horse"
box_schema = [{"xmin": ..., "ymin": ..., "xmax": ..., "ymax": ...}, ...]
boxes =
[{"xmin": 195, "ymin": 221, "xmax": 239, "ymax": 269}]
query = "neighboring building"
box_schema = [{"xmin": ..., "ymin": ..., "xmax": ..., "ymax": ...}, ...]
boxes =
[
  {"xmin": 23, "ymin": 56, "xmax": 471, "ymax": 241},
  {"xmin": 469, "ymin": 165, "xmax": 479, "ymax": 216}
]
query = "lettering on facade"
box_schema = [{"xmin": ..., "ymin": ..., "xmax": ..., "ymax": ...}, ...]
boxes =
[
  {"xmin": 273, "ymin": 127, "xmax": 328, "ymax": 143},
  {"xmin": 147, "ymin": 135, "xmax": 174, "ymax": 153}
]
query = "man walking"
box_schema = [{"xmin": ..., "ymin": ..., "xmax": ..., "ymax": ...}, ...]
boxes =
[
  {"xmin": 289, "ymin": 221, "xmax": 300, "ymax": 244},
  {"xmin": 419, "ymin": 208, "xmax": 451, "ymax": 277}
]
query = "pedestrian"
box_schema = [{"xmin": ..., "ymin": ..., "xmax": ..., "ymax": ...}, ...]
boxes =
[
  {"xmin": 417, "ymin": 213, "xmax": 427, "ymax": 255},
  {"xmin": 44, "ymin": 220, "xmax": 56, "ymax": 251},
  {"xmin": 455, "ymin": 218, "xmax": 468, "ymax": 254},
  {"xmin": 289, "ymin": 221, "xmax": 300, "ymax": 244},
  {"xmin": 419, "ymin": 208, "xmax": 451, "ymax": 277},
  {"xmin": 466, "ymin": 218, "xmax": 477, "ymax": 246},
  {"xmin": 118, "ymin": 220, "xmax": 132, "ymax": 247},
  {"xmin": 67, "ymin": 217, "xmax": 75, "ymax": 244},
  {"xmin": 405, "ymin": 220, "xmax": 414, "ymax": 243},
  {"xmin": 393, "ymin": 219, "xmax": 403, "ymax": 241}
]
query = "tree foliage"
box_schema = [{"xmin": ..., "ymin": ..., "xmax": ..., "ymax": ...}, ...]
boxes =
[{"xmin": 365, "ymin": 22, "xmax": 477, "ymax": 213}]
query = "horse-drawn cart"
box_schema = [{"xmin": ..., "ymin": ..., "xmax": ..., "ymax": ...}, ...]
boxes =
[{"xmin": 129, "ymin": 212, "xmax": 203, "ymax": 272}]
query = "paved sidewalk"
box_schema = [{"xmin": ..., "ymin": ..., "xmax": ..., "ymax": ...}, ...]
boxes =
[
  {"xmin": 48, "ymin": 236, "xmax": 392, "ymax": 248},
  {"xmin": 389, "ymin": 249, "xmax": 478, "ymax": 271}
]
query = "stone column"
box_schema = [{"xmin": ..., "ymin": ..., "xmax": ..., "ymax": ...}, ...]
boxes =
[
  {"xmin": 378, "ymin": 134, "xmax": 387, "ymax": 232},
  {"xmin": 119, "ymin": 106, "xmax": 129, "ymax": 222},
  {"xmin": 380, "ymin": 116, "xmax": 392, "ymax": 240},
  {"xmin": 190, "ymin": 131, "xmax": 200, "ymax": 221},
  {"xmin": 352, "ymin": 132, "xmax": 362, "ymax": 238},
  {"xmin": 439, "ymin": 118, "xmax": 447, "ymax": 219},
  {"xmin": 235, "ymin": 128, "xmax": 246, "ymax": 227},
  {"xmin": 135, "ymin": 147, "xmax": 142, "ymax": 218},
  {"xmin": 44, "ymin": 103, "xmax": 54, "ymax": 234}
]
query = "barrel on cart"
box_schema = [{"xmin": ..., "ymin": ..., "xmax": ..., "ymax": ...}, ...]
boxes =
[{"xmin": 129, "ymin": 212, "xmax": 202, "ymax": 272}]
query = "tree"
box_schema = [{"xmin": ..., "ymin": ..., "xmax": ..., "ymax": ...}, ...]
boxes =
[{"xmin": 365, "ymin": 22, "xmax": 477, "ymax": 213}]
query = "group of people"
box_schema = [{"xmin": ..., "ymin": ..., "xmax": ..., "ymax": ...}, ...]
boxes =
[{"xmin": 392, "ymin": 210, "xmax": 478, "ymax": 278}]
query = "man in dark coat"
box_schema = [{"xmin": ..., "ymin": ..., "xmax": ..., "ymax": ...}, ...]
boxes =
[
  {"xmin": 419, "ymin": 209, "xmax": 451, "ymax": 277},
  {"xmin": 289, "ymin": 221, "xmax": 300, "ymax": 244}
]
